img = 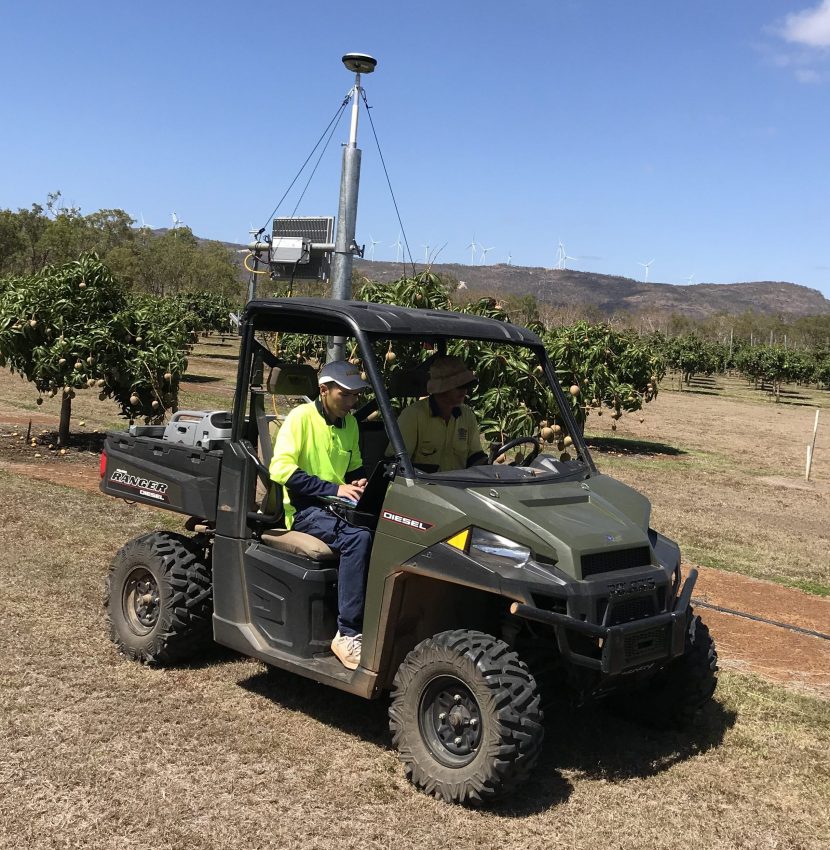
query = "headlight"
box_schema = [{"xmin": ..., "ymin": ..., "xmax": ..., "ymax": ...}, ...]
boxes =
[{"xmin": 469, "ymin": 529, "xmax": 531, "ymax": 570}]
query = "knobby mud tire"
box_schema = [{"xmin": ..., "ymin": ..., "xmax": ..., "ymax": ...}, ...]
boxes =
[
  {"xmin": 389, "ymin": 629, "xmax": 544, "ymax": 806},
  {"xmin": 106, "ymin": 531, "xmax": 213, "ymax": 665},
  {"xmin": 610, "ymin": 611, "xmax": 718, "ymax": 728}
]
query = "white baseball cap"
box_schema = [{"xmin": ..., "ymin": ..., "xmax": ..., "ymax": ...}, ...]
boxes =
[{"xmin": 318, "ymin": 360, "xmax": 371, "ymax": 391}]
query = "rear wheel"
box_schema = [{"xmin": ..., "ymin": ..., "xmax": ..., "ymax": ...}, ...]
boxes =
[
  {"xmin": 609, "ymin": 611, "xmax": 718, "ymax": 728},
  {"xmin": 106, "ymin": 531, "xmax": 213, "ymax": 664},
  {"xmin": 389, "ymin": 629, "xmax": 544, "ymax": 806}
]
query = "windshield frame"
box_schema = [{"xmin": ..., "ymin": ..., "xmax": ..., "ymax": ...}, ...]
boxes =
[{"xmin": 238, "ymin": 302, "xmax": 598, "ymax": 483}]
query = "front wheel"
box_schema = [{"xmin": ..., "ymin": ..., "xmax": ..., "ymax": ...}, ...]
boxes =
[
  {"xmin": 105, "ymin": 531, "xmax": 213, "ymax": 665},
  {"xmin": 389, "ymin": 629, "xmax": 544, "ymax": 806}
]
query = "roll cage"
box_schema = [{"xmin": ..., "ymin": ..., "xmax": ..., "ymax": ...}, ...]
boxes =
[{"xmin": 233, "ymin": 297, "xmax": 596, "ymax": 481}]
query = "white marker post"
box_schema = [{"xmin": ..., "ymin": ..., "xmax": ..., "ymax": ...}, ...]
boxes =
[{"xmin": 805, "ymin": 409, "xmax": 820, "ymax": 482}]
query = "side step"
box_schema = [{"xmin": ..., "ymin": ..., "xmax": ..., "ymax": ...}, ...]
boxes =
[{"xmin": 212, "ymin": 615, "xmax": 380, "ymax": 699}]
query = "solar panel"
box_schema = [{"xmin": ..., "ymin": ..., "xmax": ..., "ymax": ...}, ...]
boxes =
[
  {"xmin": 273, "ymin": 216, "xmax": 333, "ymax": 243},
  {"xmin": 270, "ymin": 216, "xmax": 334, "ymax": 281}
]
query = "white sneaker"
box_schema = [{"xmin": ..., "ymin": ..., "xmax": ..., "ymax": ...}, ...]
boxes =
[{"xmin": 331, "ymin": 631, "xmax": 362, "ymax": 670}]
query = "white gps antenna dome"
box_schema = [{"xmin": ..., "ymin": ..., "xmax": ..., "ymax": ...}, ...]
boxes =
[{"xmin": 342, "ymin": 53, "xmax": 377, "ymax": 74}]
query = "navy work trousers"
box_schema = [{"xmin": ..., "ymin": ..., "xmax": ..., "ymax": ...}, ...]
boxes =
[{"xmin": 291, "ymin": 506, "xmax": 372, "ymax": 637}]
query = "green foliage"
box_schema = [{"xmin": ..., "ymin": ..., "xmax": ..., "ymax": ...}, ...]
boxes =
[
  {"xmin": 351, "ymin": 273, "xmax": 661, "ymax": 439},
  {"xmin": 0, "ymin": 194, "xmax": 242, "ymax": 300},
  {"xmin": 173, "ymin": 292, "xmax": 237, "ymax": 335},
  {"xmin": 543, "ymin": 322, "xmax": 663, "ymax": 427},
  {"xmin": 0, "ymin": 254, "xmax": 195, "ymax": 441},
  {"xmin": 662, "ymin": 334, "xmax": 722, "ymax": 384},
  {"xmin": 734, "ymin": 344, "xmax": 818, "ymax": 399},
  {"xmin": 106, "ymin": 227, "xmax": 240, "ymax": 297},
  {"xmin": 812, "ymin": 348, "xmax": 830, "ymax": 389}
]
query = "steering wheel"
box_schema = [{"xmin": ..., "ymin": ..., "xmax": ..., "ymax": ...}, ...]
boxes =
[{"xmin": 488, "ymin": 435, "xmax": 542, "ymax": 466}]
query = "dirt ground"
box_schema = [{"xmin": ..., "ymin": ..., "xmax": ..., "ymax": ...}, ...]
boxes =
[{"xmin": 693, "ymin": 567, "xmax": 829, "ymax": 698}]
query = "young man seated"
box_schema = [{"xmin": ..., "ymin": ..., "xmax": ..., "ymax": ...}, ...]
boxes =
[
  {"xmin": 269, "ymin": 360, "xmax": 371, "ymax": 670},
  {"xmin": 394, "ymin": 355, "xmax": 488, "ymax": 473}
]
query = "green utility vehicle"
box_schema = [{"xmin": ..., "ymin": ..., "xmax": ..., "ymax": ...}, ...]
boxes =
[{"xmin": 102, "ymin": 298, "xmax": 717, "ymax": 806}]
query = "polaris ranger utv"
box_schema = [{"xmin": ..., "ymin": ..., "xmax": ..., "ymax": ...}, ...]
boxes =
[{"xmin": 102, "ymin": 298, "xmax": 717, "ymax": 806}]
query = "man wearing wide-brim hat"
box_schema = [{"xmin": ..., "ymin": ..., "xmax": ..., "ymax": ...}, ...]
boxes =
[{"xmin": 395, "ymin": 355, "xmax": 487, "ymax": 473}]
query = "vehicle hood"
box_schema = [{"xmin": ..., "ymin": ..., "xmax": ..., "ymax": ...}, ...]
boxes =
[{"xmin": 460, "ymin": 472, "xmax": 651, "ymax": 578}]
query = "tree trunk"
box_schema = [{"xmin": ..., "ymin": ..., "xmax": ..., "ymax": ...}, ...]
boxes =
[{"xmin": 58, "ymin": 393, "xmax": 72, "ymax": 446}]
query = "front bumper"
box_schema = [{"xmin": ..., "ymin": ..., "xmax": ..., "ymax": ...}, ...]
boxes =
[{"xmin": 510, "ymin": 568, "xmax": 697, "ymax": 676}]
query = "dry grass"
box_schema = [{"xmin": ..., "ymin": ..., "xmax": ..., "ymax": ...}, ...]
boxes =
[
  {"xmin": 586, "ymin": 374, "xmax": 830, "ymax": 594},
  {"xmin": 1, "ymin": 472, "xmax": 829, "ymax": 849}
]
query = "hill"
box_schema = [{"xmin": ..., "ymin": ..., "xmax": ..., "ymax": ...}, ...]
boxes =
[
  {"xmin": 352, "ymin": 259, "xmax": 830, "ymax": 318},
  {"xmin": 163, "ymin": 228, "xmax": 829, "ymax": 319}
]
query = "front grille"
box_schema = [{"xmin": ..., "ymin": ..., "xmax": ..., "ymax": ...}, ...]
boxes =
[
  {"xmin": 581, "ymin": 546, "xmax": 651, "ymax": 578},
  {"xmin": 606, "ymin": 596, "xmax": 656, "ymax": 625},
  {"xmin": 624, "ymin": 626, "xmax": 667, "ymax": 662}
]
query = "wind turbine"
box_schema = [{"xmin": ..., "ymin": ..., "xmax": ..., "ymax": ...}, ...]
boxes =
[
  {"xmin": 368, "ymin": 235, "xmax": 380, "ymax": 261},
  {"xmin": 465, "ymin": 234, "xmax": 477, "ymax": 264},
  {"xmin": 638, "ymin": 259, "xmax": 655, "ymax": 282},
  {"xmin": 391, "ymin": 232, "xmax": 403, "ymax": 263},
  {"xmin": 171, "ymin": 211, "xmax": 183, "ymax": 229},
  {"xmin": 421, "ymin": 243, "xmax": 431, "ymax": 264},
  {"xmin": 556, "ymin": 240, "xmax": 578, "ymax": 270},
  {"xmin": 555, "ymin": 239, "xmax": 566, "ymax": 270},
  {"xmin": 506, "ymin": 252, "xmax": 512, "ymax": 265},
  {"xmin": 480, "ymin": 245, "xmax": 495, "ymax": 264},
  {"xmin": 684, "ymin": 273, "xmax": 695, "ymax": 284}
]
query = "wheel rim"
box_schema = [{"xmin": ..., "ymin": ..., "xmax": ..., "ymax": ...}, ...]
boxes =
[
  {"xmin": 418, "ymin": 675, "xmax": 483, "ymax": 767},
  {"xmin": 122, "ymin": 567, "xmax": 160, "ymax": 634}
]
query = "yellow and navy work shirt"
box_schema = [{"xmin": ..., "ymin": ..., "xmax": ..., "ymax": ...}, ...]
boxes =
[
  {"xmin": 270, "ymin": 400, "xmax": 363, "ymax": 528},
  {"xmin": 395, "ymin": 396, "xmax": 486, "ymax": 473}
]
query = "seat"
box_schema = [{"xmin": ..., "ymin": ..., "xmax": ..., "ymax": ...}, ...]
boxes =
[
  {"xmin": 386, "ymin": 365, "xmax": 430, "ymax": 400},
  {"xmin": 260, "ymin": 529, "xmax": 337, "ymax": 561},
  {"xmin": 267, "ymin": 363, "xmax": 319, "ymax": 404}
]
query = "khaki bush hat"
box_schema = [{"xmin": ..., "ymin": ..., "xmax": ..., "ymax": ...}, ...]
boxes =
[
  {"xmin": 427, "ymin": 356, "xmax": 477, "ymax": 394},
  {"xmin": 318, "ymin": 360, "xmax": 370, "ymax": 391}
]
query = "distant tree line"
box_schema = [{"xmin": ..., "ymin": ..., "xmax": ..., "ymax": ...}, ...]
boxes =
[{"xmin": 0, "ymin": 192, "xmax": 242, "ymax": 298}]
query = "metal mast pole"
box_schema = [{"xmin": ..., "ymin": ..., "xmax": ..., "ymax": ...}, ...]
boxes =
[{"xmin": 327, "ymin": 53, "xmax": 377, "ymax": 362}]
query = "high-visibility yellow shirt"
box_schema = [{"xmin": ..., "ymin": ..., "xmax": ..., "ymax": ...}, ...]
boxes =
[
  {"xmin": 395, "ymin": 397, "xmax": 486, "ymax": 473},
  {"xmin": 270, "ymin": 400, "xmax": 363, "ymax": 527}
]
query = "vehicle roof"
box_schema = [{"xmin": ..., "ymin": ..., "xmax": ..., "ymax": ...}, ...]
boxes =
[{"xmin": 244, "ymin": 297, "xmax": 542, "ymax": 345}]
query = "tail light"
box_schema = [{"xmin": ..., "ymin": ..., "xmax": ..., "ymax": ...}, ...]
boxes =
[{"xmin": 99, "ymin": 449, "xmax": 107, "ymax": 479}]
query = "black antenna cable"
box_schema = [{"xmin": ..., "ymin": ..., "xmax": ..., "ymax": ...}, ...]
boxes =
[{"xmin": 259, "ymin": 93, "xmax": 351, "ymax": 234}]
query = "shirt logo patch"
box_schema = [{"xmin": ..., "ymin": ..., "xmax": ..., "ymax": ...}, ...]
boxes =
[{"xmin": 457, "ymin": 427, "xmax": 468, "ymax": 441}]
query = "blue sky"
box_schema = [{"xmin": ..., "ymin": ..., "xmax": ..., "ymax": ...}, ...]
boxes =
[{"xmin": 2, "ymin": 1, "xmax": 829, "ymax": 299}]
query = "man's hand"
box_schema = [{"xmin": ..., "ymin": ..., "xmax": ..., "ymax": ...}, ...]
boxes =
[{"xmin": 337, "ymin": 482, "xmax": 365, "ymax": 502}]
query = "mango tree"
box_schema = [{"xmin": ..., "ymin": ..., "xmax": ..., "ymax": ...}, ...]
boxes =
[
  {"xmin": 270, "ymin": 271, "xmax": 664, "ymax": 444},
  {"xmin": 663, "ymin": 334, "xmax": 720, "ymax": 388},
  {"xmin": 542, "ymin": 321, "xmax": 663, "ymax": 429},
  {"xmin": 0, "ymin": 254, "xmax": 193, "ymax": 445},
  {"xmin": 813, "ymin": 348, "xmax": 830, "ymax": 390},
  {"xmin": 735, "ymin": 345, "xmax": 815, "ymax": 402}
]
